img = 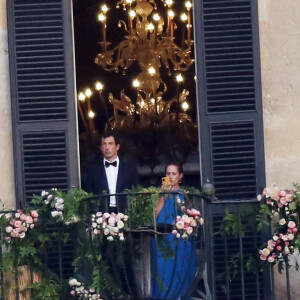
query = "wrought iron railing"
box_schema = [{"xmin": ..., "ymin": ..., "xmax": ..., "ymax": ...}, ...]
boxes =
[{"xmin": 0, "ymin": 193, "xmax": 277, "ymax": 300}]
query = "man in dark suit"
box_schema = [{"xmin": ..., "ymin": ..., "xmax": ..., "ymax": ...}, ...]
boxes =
[{"xmin": 83, "ymin": 131, "xmax": 139, "ymax": 212}]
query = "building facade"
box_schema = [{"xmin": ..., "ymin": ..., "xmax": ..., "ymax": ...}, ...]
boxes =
[{"xmin": 0, "ymin": 0, "xmax": 299, "ymax": 299}]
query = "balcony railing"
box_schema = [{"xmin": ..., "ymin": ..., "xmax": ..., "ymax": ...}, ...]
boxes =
[{"xmin": 0, "ymin": 192, "xmax": 273, "ymax": 300}]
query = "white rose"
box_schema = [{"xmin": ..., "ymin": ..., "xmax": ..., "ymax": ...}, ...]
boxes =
[
  {"xmin": 257, "ymin": 195, "xmax": 262, "ymax": 201},
  {"xmin": 92, "ymin": 222, "xmax": 97, "ymax": 228},
  {"xmin": 96, "ymin": 217, "xmax": 103, "ymax": 224},
  {"xmin": 199, "ymin": 217, "xmax": 204, "ymax": 225},
  {"xmin": 20, "ymin": 232, "xmax": 26, "ymax": 239},
  {"xmin": 117, "ymin": 221, "xmax": 124, "ymax": 229},
  {"xmin": 5, "ymin": 213, "xmax": 12, "ymax": 219},
  {"xmin": 108, "ymin": 216, "xmax": 116, "ymax": 225},
  {"xmin": 44, "ymin": 200, "xmax": 49, "ymax": 205},
  {"xmin": 120, "ymin": 236, "xmax": 125, "ymax": 241},
  {"xmin": 41, "ymin": 190, "xmax": 47, "ymax": 196},
  {"xmin": 176, "ymin": 233, "xmax": 180, "ymax": 238},
  {"xmin": 279, "ymin": 219, "xmax": 286, "ymax": 225},
  {"xmin": 107, "ymin": 236, "xmax": 114, "ymax": 241},
  {"xmin": 273, "ymin": 236, "xmax": 279, "ymax": 241},
  {"xmin": 93, "ymin": 229, "xmax": 98, "ymax": 235},
  {"xmin": 117, "ymin": 213, "xmax": 124, "ymax": 219},
  {"xmin": 51, "ymin": 211, "xmax": 59, "ymax": 217},
  {"xmin": 69, "ymin": 278, "xmax": 79, "ymax": 286},
  {"xmin": 55, "ymin": 203, "xmax": 64, "ymax": 211},
  {"xmin": 123, "ymin": 215, "xmax": 129, "ymax": 221},
  {"xmin": 15, "ymin": 213, "xmax": 20, "ymax": 218},
  {"xmin": 112, "ymin": 227, "xmax": 119, "ymax": 233},
  {"xmin": 104, "ymin": 228, "xmax": 110, "ymax": 235},
  {"xmin": 104, "ymin": 213, "xmax": 110, "ymax": 218}
]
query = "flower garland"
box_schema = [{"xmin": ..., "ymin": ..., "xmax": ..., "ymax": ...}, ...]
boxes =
[
  {"xmin": 90, "ymin": 212, "xmax": 129, "ymax": 241},
  {"xmin": 258, "ymin": 186, "xmax": 299, "ymax": 263}
]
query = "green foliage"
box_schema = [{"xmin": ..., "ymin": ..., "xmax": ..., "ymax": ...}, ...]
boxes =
[
  {"xmin": 125, "ymin": 185, "xmax": 161, "ymax": 228},
  {"xmin": 221, "ymin": 208, "xmax": 257, "ymax": 238},
  {"xmin": 24, "ymin": 279, "xmax": 61, "ymax": 300}
]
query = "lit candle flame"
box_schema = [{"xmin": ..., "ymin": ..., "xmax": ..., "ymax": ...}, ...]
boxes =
[
  {"xmin": 88, "ymin": 111, "xmax": 95, "ymax": 119},
  {"xmin": 85, "ymin": 88, "xmax": 93, "ymax": 97},
  {"xmin": 95, "ymin": 82, "xmax": 104, "ymax": 91},
  {"xmin": 78, "ymin": 92, "xmax": 86, "ymax": 102},
  {"xmin": 132, "ymin": 79, "xmax": 140, "ymax": 88}
]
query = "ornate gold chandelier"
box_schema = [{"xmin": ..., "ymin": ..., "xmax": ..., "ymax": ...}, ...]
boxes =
[{"xmin": 77, "ymin": 0, "xmax": 196, "ymax": 133}]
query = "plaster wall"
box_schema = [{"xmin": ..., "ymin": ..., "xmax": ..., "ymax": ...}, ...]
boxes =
[
  {"xmin": 0, "ymin": 0, "xmax": 15, "ymax": 209},
  {"xmin": 258, "ymin": 1, "xmax": 300, "ymax": 299}
]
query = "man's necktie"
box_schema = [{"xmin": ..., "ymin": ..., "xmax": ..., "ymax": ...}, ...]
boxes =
[{"xmin": 105, "ymin": 161, "xmax": 117, "ymax": 168}]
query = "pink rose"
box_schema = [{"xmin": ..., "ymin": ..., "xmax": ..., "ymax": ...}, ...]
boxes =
[
  {"xmin": 288, "ymin": 221, "xmax": 296, "ymax": 228},
  {"xmin": 25, "ymin": 216, "xmax": 33, "ymax": 224},
  {"xmin": 282, "ymin": 235, "xmax": 288, "ymax": 241},
  {"xmin": 260, "ymin": 254, "xmax": 267, "ymax": 261},
  {"xmin": 20, "ymin": 214, "xmax": 27, "ymax": 221},
  {"xmin": 278, "ymin": 203, "xmax": 283, "ymax": 208},
  {"xmin": 33, "ymin": 218, "xmax": 38, "ymax": 223},
  {"xmin": 280, "ymin": 197, "xmax": 287, "ymax": 205},
  {"xmin": 190, "ymin": 219, "xmax": 197, "ymax": 227},
  {"xmin": 293, "ymin": 228, "xmax": 298, "ymax": 234},
  {"xmin": 186, "ymin": 227, "xmax": 193, "ymax": 235},
  {"xmin": 176, "ymin": 221, "xmax": 185, "ymax": 230},
  {"xmin": 182, "ymin": 215, "xmax": 190, "ymax": 224},
  {"xmin": 288, "ymin": 228, "xmax": 293, "ymax": 233},
  {"xmin": 187, "ymin": 209, "xmax": 201, "ymax": 217},
  {"xmin": 288, "ymin": 234, "xmax": 294, "ymax": 240},
  {"xmin": 14, "ymin": 220, "xmax": 22, "ymax": 228},
  {"xmin": 172, "ymin": 230, "xmax": 178, "ymax": 235},
  {"xmin": 268, "ymin": 256, "xmax": 275, "ymax": 263},
  {"xmin": 30, "ymin": 210, "xmax": 39, "ymax": 218},
  {"xmin": 17, "ymin": 209, "xmax": 23, "ymax": 215},
  {"xmin": 279, "ymin": 190, "xmax": 286, "ymax": 197},
  {"xmin": 6, "ymin": 226, "xmax": 13, "ymax": 233},
  {"xmin": 276, "ymin": 246, "xmax": 282, "ymax": 251},
  {"xmin": 70, "ymin": 290, "xmax": 76, "ymax": 296}
]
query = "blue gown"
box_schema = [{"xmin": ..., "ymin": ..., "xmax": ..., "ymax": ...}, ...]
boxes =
[{"xmin": 151, "ymin": 191, "xmax": 196, "ymax": 299}]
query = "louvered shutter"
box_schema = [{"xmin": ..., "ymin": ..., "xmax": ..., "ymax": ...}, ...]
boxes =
[
  {"xmin": 7, "ymin": 0, "xmax": 80, "ymax": 207},
  {"xmin": 193, "ymin": 0, "xmax": 269, "ymax": 299},
  {"xmin": 194, "ymin": 0, "xmax": 265, "ymax": 199}
]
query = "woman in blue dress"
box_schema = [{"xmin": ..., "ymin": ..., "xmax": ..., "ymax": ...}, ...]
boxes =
[{"xmin": 151, "ymin": 162, "xmax": 196, "ymax": 300}]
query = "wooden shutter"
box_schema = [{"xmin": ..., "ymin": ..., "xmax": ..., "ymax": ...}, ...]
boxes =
[
  {"xmin": 193, "ymin": 0, "xmax": 269, "ymax": 299},
  {"xmin": 194, "ymin": 0, "xmax": 265, "ymax": 200},
  {"xmin": 7, "ymin": 0, "xmax": 80, "ymax": 207}
]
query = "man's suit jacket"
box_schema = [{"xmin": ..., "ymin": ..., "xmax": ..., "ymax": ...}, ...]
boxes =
[{"xmin": 82, "ymin": 159, "xmax": 139, "ymax": 212}]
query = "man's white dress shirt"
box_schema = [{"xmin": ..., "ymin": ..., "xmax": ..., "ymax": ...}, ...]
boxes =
[{"xmin": 103, "ymin": 157, "xmax": 119, "ymax": 207}]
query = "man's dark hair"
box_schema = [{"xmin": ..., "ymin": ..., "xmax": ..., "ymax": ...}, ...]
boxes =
[
  {"xmin": 165, "ymin": 161, "xmax": 184, "ymax": 174},
  {"xmin": 101, "ymin": 131, "xmax": 121, "ymax": 145}
]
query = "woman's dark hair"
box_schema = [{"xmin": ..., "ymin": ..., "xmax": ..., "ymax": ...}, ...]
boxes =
[
  {"xmin": 165, "ymin": 161, "xmax": 184, "ymax": 174},
  {"xmin": 101, "ymin": 131, "xmax": 120, "ymax": 145}
]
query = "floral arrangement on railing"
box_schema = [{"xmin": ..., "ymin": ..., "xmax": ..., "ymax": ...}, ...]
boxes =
[
  {"xmin": 173, "ymin": 208, "xmax": 204, "ymax": 239},
  {"xmin": 90, "ymin": 212, "xmax": 129, "ymax": 241},
  {"xmin": 69, "ymin": 278, "xmax": 103, "ymax": 299},
  {"xmin": 257, "ymin": 185, "xmax": 300, "ymax": 269},
  {"xmin": 5, "ymin": 209, "xmax": 39, "ymax": 241},
  {"xmin": 0, "ymin": 186, "xmax": 205, "ymax": 300}
]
